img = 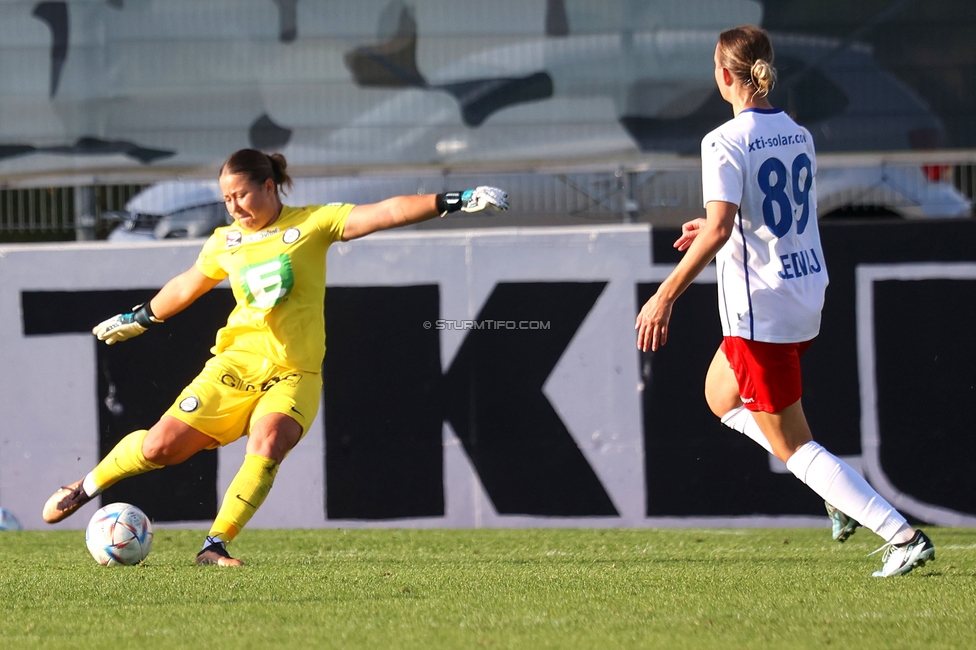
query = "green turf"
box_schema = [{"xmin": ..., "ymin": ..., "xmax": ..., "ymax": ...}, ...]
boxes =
[{"xmin": 0, "ymin": 527, "xmax": 973, "ymax": 649}]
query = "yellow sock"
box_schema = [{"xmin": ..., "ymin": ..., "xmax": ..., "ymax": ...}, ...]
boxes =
[
  {"xmin": 90, "ymin": 430, "xmax": 163, "ymax": 491},
  {"xmin": 208, "ymin": 454, "xmax": 279, "ymax": 543}
]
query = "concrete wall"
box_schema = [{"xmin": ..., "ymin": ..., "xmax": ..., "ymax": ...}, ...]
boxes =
[{"xmin": 2, "ymin": 222, "xmax": 974, "ymax": 530}]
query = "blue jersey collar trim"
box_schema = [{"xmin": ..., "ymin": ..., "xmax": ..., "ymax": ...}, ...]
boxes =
[{"xmin": 740, "ymin": 107, "xmax": 783, "ymax": 115}]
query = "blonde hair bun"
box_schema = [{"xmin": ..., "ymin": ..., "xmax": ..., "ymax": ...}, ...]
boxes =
[{"xmin": 750, "ymin": 59, "xmax": 777, "ymax": 97}]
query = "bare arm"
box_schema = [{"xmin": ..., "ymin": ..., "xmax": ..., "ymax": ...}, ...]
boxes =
[
  {"xmin": 148, "ymin": 265, "xmax": 223, "ymax": 320},
  {"xmin": 93, "ymin": 265, "xmax": 222, "ymax": 344},
  {"xmin": 673, "ymin": 217, "xmax": 708, "ymax": 252},
  {"xmin": 635, "ymin": 201, "xmax": 738, "ymax": 352},
  {"xmin": 340, "ymin": 187, "xmax": 509, "ymax": 241},
  {"xmin": 341, "ymin": 195, "xmax": 440, "ymax": 241}
]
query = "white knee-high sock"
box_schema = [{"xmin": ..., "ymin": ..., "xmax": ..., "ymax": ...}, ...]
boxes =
[
  {"xmin": 721, "ymin": 406, "xmax": 774, "ymax": 454},
  {"xmin": 786, "ymin": 441, "xmax": 912, "ymax": 543}
]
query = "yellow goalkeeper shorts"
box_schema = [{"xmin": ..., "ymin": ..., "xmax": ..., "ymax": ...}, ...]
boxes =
[{"xmin": 164, "ymin": 349, "xmax": 322, "ymax": 447}]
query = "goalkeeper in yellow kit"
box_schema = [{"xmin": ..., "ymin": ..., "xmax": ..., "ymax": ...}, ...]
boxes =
[{"xmin": 42, "ymin": 149, "xmax": 508, "ymax": 565}]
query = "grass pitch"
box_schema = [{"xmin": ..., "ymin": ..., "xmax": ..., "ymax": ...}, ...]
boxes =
[{"xmin": 1, "ymin": 527, "xmax": 974, "ymax": 649}]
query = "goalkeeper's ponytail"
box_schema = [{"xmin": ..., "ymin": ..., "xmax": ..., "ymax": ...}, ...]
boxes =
[
  {"xmin": 220, "ymin": 149, "xmax": 293, "ymax": 197},
  {"xmin": 266, "ymin": 153, "xmax": 293, "ymax": 196}
]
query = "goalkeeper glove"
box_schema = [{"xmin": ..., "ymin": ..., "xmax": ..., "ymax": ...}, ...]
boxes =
[
  {"xmin": 92, "ymin": 303, "xmax": 164, "ymax": 345},
  {"xmin": 436, "ymin": 186, "xmax": 509, "ymax": 216}
]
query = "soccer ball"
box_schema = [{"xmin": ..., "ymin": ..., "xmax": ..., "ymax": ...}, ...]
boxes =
[{"xmin": 85, "ymin": 502, "xmax": 153, "ymax": 566}]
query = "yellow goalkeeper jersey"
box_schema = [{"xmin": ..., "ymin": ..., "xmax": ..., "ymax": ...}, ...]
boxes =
[{"xmin": 195, "ymin": 203, "xmax": 353, "ymax": 372}]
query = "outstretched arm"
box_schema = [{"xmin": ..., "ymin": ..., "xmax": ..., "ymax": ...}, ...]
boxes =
[
  {"xmin": 635, "ymin": 201, "xmax": 737, "ymax": 352},
  {"xmin": 149, "ymin": 266, "xmax": 223, "ymax": 319},
  {"xmin": 341, "ymin": 187, "xmax": 508, "ymax": 241},
  {"xmin": 92, "ymin": 266, "xmax": 222, "ymax": 345}
]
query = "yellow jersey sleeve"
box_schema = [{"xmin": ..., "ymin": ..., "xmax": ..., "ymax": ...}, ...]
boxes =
[
  {"xmin": 309, "ymin": 203, "xmax": 354, "ymax": 243},
  {"xmin": 195, "ymin": 231, "xmax": 230, "ymax": 280}
]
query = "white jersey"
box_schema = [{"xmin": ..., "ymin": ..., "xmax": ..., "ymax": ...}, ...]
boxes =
[{"xmin": 701, "ymin": 108, "xmax": 829, "ymax": 343}]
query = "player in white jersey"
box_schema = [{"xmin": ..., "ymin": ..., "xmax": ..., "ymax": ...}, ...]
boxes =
[
  {"xmin": 705, "ymin": 107, "xmax": 826, "ymax": 344},
  {"xmin": 635, "ymin": 25, "xmax": 934, "ymax": 577}
]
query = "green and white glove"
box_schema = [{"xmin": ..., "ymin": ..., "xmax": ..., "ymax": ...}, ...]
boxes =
[
  {"xmin": 437, "ymin": 186, "xmax": 509, "ymax": 216},
  {"xmin": 92, "ymin": 303, "xmax": 163, "ymax": 345}
]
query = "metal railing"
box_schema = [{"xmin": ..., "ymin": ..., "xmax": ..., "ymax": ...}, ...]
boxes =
[
  {"xmin": 1, "ymin": 155, "xmax": 974, "ymax": 242},
  {"xmin": 0, "ymin": 184, "xmax": 144, "ymax": 242},
  {"xmin": 1, "ymin": 186, "xmax": 73, "ymax": 236}
]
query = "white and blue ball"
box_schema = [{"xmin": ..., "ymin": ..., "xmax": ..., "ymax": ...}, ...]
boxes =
[
  {"xmin": 0, "ymin": 507, "xmax": 22, "ymax": 531},
  {"xmin": 85, "ymin": 502, "xmax": 153, "ymax": 566}
]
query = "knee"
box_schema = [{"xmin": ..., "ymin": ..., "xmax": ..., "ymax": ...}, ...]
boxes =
[
  {"xmin": 141, "ymin": 427, "xmax": 194, "ymax": 465},
  {"xmin": 247, "ymin": 429, "xmax": 298, "ymax": 463},
  {"xmin": 141, "ymin": 435, "xmax": 178, "ymax": 465},
  {"xmin": 248, "ymin": 413, "xmax": 303, "ymax": 462},
  {"xmin": 246, "ymin": 433, "xmax": 278, "ymax": 460},
  {"xmin": 704, "ymin": 356, "xmax": 741, "ymax": 418},
  {"xmin": 705, "ymin": 388, "xmax": 741, "ymax": 419}
]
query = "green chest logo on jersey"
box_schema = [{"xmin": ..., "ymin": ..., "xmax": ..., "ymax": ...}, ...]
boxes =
[{"xmin": 239, "ymin": 255, "xmax": 294, "ymax": 309}]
